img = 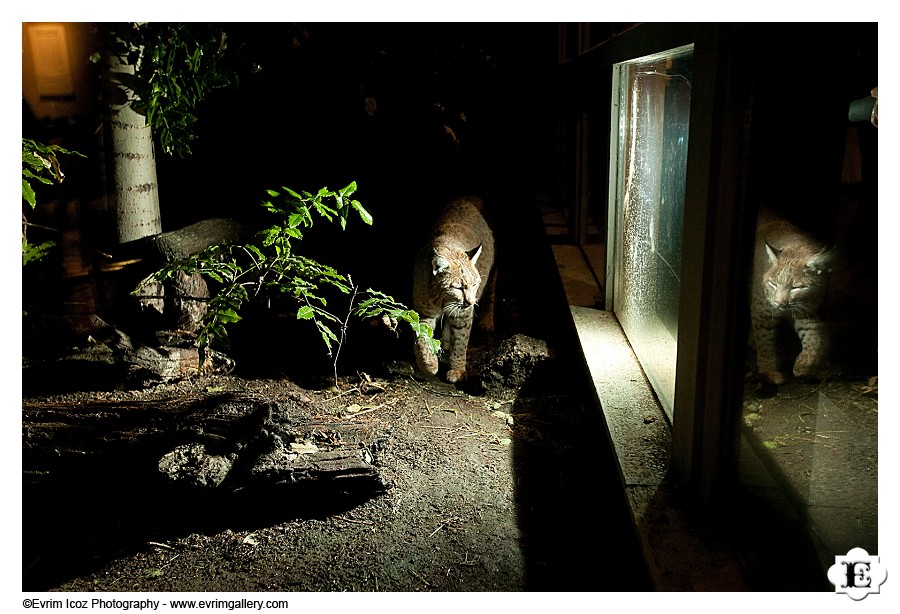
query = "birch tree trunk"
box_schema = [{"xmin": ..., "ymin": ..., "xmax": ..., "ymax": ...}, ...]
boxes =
[{"xmin": 104, "ymin": 43, "xmax": 162, "ymax": 244}]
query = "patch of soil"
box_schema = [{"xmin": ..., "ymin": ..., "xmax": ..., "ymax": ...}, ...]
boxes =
[
  {"xmin": 740, "ymin": 377, "xmax": 878, "ymax": 564},
  {"xmin": 23, "ymin": 337, "xmax": 648, "ymax": 592},
  {"xmin": 21, "ymin": 209, "xmax": 651, "ymax": 592}
]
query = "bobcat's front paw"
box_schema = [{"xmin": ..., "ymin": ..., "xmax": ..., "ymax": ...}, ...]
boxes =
[{"xmin": 446, "ymin": 368, "xmax": 467, "ymax": 383}]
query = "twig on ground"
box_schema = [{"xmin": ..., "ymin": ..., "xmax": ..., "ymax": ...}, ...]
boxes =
[
  {"xmin": 328, "ymin": 386, "xmax": 361, "ymax": 401},
  {"xmin": 346, "ymin": 398, "xmax": 397, "ymax": 419},
  {"xmin": 336, "ymin": 515, "xmax": 374, "ymax": 526},
  {"xmin": 428, "ymin": 516, "xmax": 461, "ymax": 538},
  {"xmin": 454, "ymin": 430, "xmax": 493, "ymax": 440},
  {"xmin": 410, "ymin": 569, "xmax": 431, "ymax": 587},
  {"xmin": 428, "ymin": 521, "xmax": 449, "ymax": 538}
]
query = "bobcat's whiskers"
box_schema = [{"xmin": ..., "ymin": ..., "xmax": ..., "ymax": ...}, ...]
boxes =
[{"xmin": 439, "ymin": 301, "xmax": 475, "ymax": 320}]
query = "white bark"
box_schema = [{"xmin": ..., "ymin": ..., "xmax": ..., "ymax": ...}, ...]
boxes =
[{"xmin": 105, "ymin": 45, "xmax": 162, "ymax": 244}]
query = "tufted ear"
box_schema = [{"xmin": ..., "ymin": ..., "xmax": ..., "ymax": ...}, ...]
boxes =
[
  {"xmin": 467, "ymin": 244, "xmax": 483, "ymax": 266},
  {"xmin": 764, "ymin": 242, "xmax": 781, "ymax": 265},
  {"xmin": 432, "ymin": 250, "xmax": 450, "ymax": 276},
  {"xmin": 806, "ymin": 248, "xmax": 833, "ymax": 275}
]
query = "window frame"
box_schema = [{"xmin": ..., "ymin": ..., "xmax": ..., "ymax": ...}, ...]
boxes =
[{"xmin": 563, "ymin": 23, "xmax": 753, "ymax": 512}]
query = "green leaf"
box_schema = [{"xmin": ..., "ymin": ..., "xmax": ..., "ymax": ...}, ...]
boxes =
[
  {"xmin": 23, "ymin": 239, "xmax": 55, "ymax": 266},
  {"xmin": 243, "ymin": 244, "xmax": 264, "ymax": 261},
  {"xmin": 319, "ymin": 322, "xmax": 338, "ymax": 341},
  {"xmin": 287, "ymin": 213, "xmax": 304, "ymax": 229},
  {"xmin": 281, "ymin": 186, "xmax": 304, "ymax": 201},
  {"xmin": 217, "ymin": 308, "xmax": 242, "ymax": 323},
  {"xmin": 296, "ymin": 306, "xmax": 315, "ymax": 320},
  {"xmin": 22, "ymin": 179, "xmax": 36, "ymax": 208},
  {"xmin": 351, "ymin": 200, "xmax": 373, "ymax": 225}
]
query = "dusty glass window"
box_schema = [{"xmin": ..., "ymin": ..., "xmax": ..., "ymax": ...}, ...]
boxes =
[{"xmin": 608, "ymin": 45, "xmax": 693, "ymax": 419}]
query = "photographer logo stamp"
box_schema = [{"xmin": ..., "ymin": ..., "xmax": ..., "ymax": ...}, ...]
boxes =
[{"xmin": 827, "ymin": 547, "xmax": 887, "ymax": 600}]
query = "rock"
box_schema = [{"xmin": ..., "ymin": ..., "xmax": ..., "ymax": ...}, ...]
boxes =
[
  {"xmin": 479, "ymin": 333, "xmax": 553, "ymax": 392},
  {"xmin": 158, "ymin": 443, "xmax": 234, "ymax": 488}
]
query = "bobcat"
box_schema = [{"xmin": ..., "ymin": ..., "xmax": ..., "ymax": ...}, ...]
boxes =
[
  {"xmin": 413, "ymin": 196, "xmax": 496, "ymax": 383},
  {"xmin": 751, "ymin": 211, "xmax": 833, "ymax": 388}
]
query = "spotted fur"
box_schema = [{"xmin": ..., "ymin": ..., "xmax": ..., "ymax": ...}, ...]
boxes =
[
  {"xmin": 751, "ymin": 213, "xmax": 833, "ymax": 387},
  {"xmin": 413, "ymin": 197, "xmax": 496, "ymax": 383}
]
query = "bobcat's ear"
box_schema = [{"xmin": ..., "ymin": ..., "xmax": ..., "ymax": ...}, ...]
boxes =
[
  {"xmin": 765, "ymin": 242, "xmax": 781, "ymax": 265},
  {"xmin": 432, "ymin": 253, "xmax": 450, "ymax": 276},
  {"xmin": 467, "ymin": 244, "xmax": 483, "ymax": 266},
  {"xmin": 806, "ymin": 248, "xmax": 833, "ymax": 275}
]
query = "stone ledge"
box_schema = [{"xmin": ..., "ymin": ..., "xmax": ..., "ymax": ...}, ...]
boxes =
[{"xmin": 569, "ymin": 305, "xmax": 747, "ymax": 590}]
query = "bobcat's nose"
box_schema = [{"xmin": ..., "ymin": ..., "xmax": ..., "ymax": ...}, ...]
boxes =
[
  {"xmin": 771, "ymin": 289, "xmax": 792, "ymax": 309},
  {"xmin": 770, "ymin": 297, "xmax": 790, "ymax": 310}
]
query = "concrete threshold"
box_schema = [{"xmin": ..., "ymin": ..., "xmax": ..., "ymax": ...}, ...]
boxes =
[
  {"xmin": 568, "ymin": 309, "xmax": 748, "ymax": 590},
  {"xmin": 568, "ymin": 307, "xmax": 748, "ymax": 590}
]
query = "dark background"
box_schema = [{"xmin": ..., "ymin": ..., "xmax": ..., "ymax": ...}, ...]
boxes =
[{"xmin": 157, "ymin": 23, "xmax": 559, "ymax": 298}]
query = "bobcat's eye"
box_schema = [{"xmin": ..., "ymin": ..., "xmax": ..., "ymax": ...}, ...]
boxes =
[{"xmin": 791, "ymin": 284, "xmax": 807, "ymax": 292}]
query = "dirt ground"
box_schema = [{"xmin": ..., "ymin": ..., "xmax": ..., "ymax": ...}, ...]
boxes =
[
  {"xmin": 21, "ymin": 225, "xmax": 651, "ymax": 593},
  {"xmin": 22, "ymin": 340, "xmax": 648, "ymax": 593},
  {"xmin": 740, "ymin": 376, "xmax": 878, "ymax": 566}
]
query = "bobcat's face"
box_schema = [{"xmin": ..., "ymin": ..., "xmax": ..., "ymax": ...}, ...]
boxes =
[
  {"xmin": 432, "ymin": 245, "xmax": 483, "ymax": 314},
  {"xmin": 763, "ymin": 244, "xmax": 831, "ymax": 316}
]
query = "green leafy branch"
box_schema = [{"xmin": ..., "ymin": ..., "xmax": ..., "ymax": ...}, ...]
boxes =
[
  {"xmin": 22, "ymin": 138, "xmax": 85, "ymax": 265},
  {"xmin": 139, "ymin": 181, "xmax": 436, "ymax": 383},
  {"xmin": 355, "ymin": 289, "xmax": 439, "ymax": 356},
  {"xmin": 103, "ymin": 22, "xmax": 251, "ymax": 157}
]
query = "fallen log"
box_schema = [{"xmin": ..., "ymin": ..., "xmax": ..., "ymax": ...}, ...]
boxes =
[
  {"xmin": 108, "ymin": 217, "xmax": 251, "ymax": 268},
  {"xmin": 23, "ymin": 391, "xmax": 389, "ymax": 590},
  {"xmin": 23, "ymin": 392, "xmax": 389, "ymax": 496}
]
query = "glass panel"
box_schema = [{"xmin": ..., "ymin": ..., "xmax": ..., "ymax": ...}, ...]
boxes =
[
  {"xmin": 738, "ymin": 47, "xmax": 878, "ymax": 572},
  {"xmin": 740, "ymin": 201, "xmax": 878, "ymax": 571},
  {"xmin": 609, "ymin": 45, "xmax": 693, "ymax": 419}
]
